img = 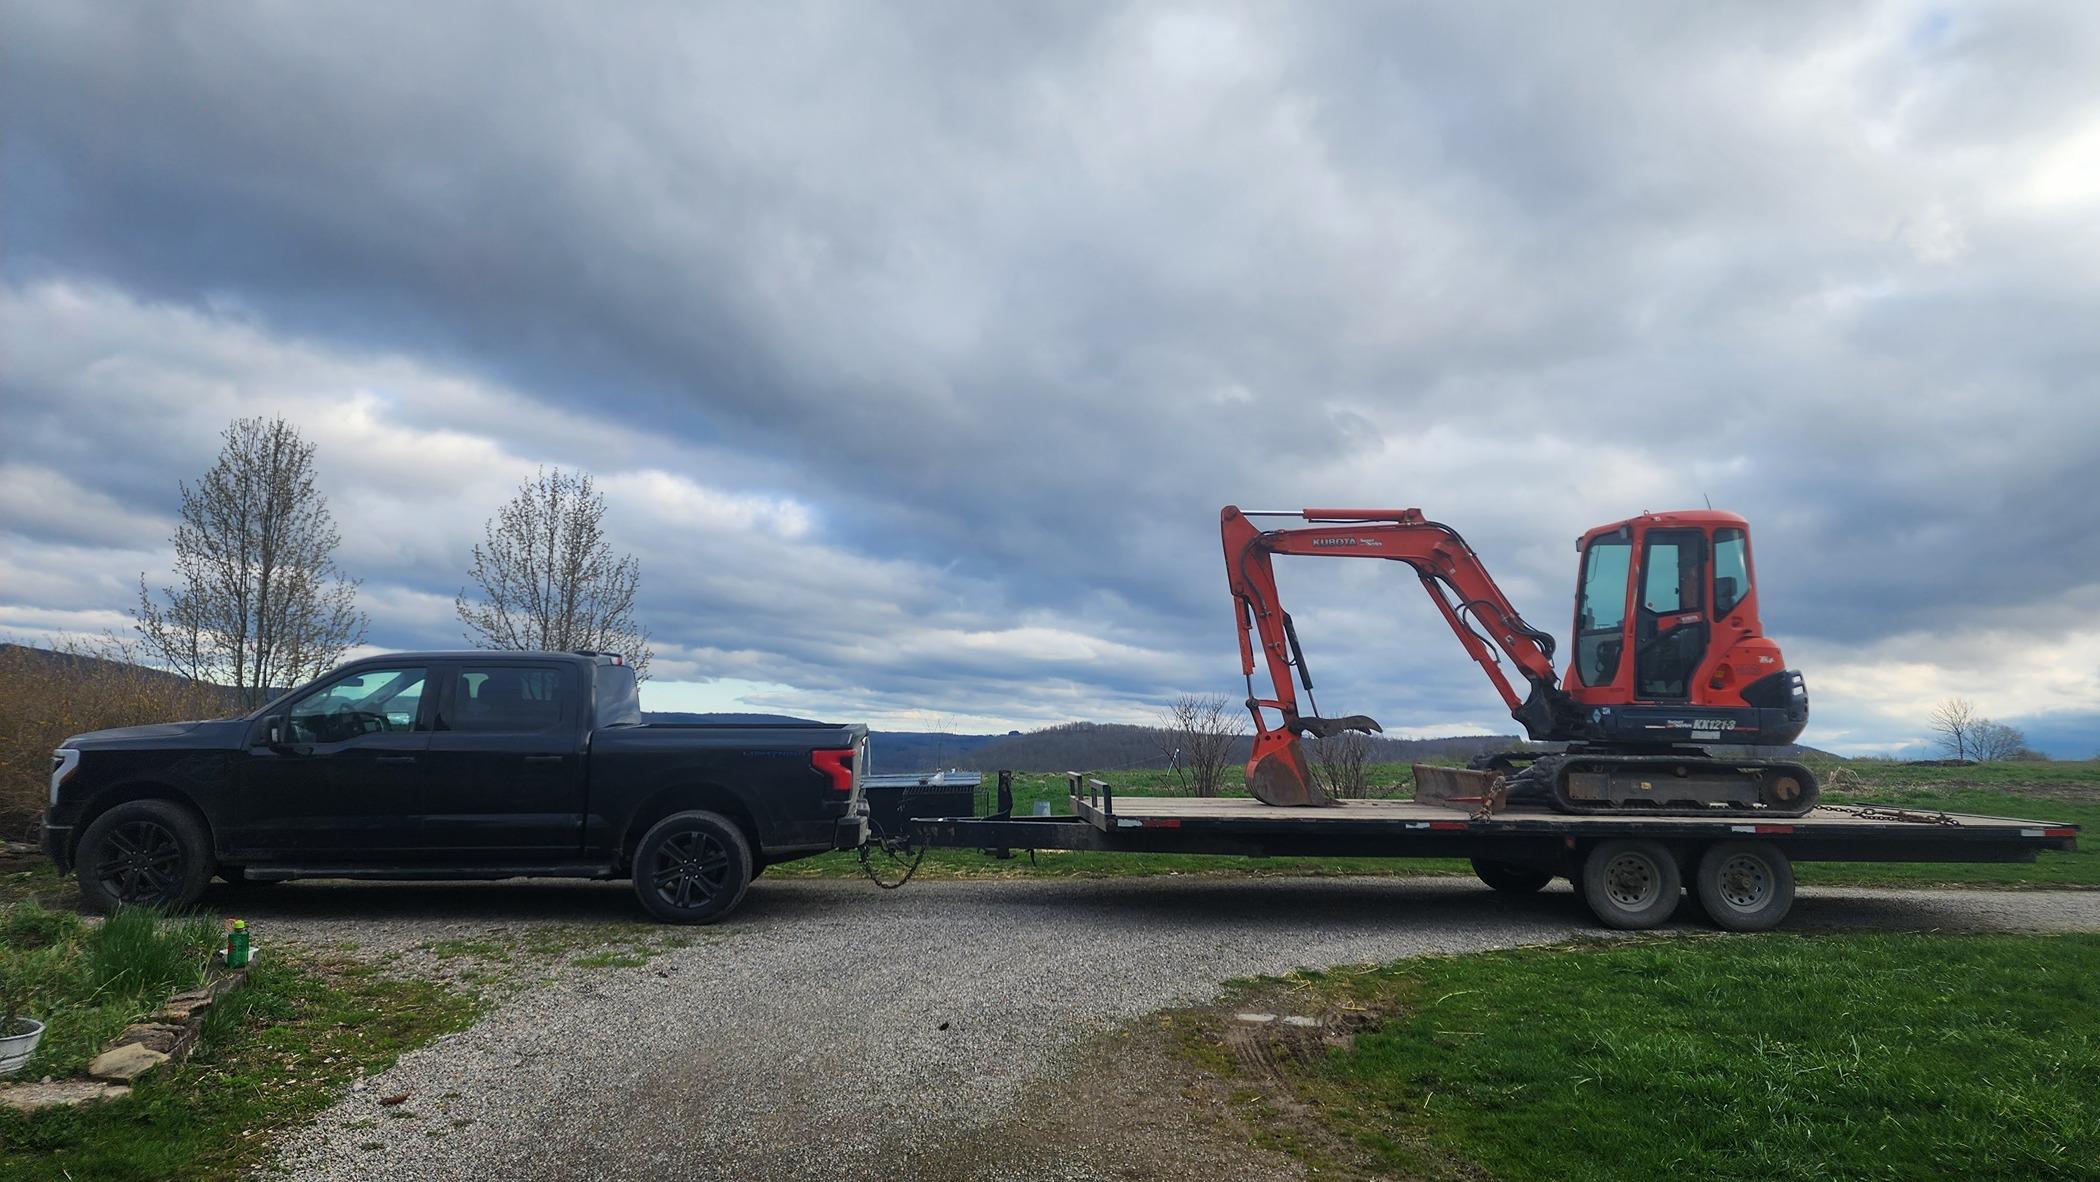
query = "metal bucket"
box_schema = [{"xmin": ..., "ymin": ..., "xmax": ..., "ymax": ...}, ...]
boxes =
[{"xmin": 0, "ymin": 1018, "xmax": 45, "ymax": 1077}]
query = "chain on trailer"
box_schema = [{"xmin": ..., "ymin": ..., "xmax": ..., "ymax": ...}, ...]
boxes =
[
  {"xmin": 856, "ymin": 821, "xmax": 927, "ymax": 889},
  {"xmin": 1818, "ymin": 804, "xmax": 1963, "ymax": 827}
]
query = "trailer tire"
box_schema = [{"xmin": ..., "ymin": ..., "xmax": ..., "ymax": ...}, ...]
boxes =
[
  {"xmin": 1579, "ymin": 839, "xmax": 1681, "ymax": 930},
  {"xmin": 1471, "ymin": 858, "xmax": 1553, "ymax": 894},
  {"xmin": 632, "ymin": 810, "xmax": 753, "ymax": 924},
  {"xmin": 1693, "ymin": 842, "xmax": 1794, "ymax": 932}
]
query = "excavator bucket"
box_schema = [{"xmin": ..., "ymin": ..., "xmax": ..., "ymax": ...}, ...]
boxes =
[{"xmin": 1246, "ymin": 736, "xmax": 1332, "ymax": 807}]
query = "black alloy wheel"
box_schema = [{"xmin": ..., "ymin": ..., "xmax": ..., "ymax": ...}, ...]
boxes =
[
  {"xmin": 94, "ymin": 819, "xmax": 185, "ymax": 904},
  {"xmin": 74, "ymin": 799, "xmax": 214, "ymax": 913},
  {"xmin": 652, "ymin": 829, "xmax": 733, "ymax": 911},
  {"xmin": 631, "ymin": 810, "xmax": 753, "ymax": 924}
]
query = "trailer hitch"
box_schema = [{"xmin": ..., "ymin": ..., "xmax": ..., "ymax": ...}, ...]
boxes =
[{"xmin": 857, "ymin": 828, "xmax": 927, "ymax": 890}]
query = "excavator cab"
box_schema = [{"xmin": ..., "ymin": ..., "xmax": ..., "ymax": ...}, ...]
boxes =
[{"xmin": 1565, "ymin": 512, "xmax": 1808, "ymax": 748}]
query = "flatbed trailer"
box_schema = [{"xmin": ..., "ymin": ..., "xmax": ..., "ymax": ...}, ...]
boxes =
[{"xmin": 906, "ymin": 773, "xmax": 2080, "ymax": 931}]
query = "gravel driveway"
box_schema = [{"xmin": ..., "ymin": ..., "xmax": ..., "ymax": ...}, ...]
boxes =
[{"xmin": 246, "ymin": 876, "xmax": 2100, "ymax": 1181}]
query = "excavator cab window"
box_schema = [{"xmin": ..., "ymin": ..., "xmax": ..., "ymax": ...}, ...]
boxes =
[
  {"xmin": 1574, "ymin": 536, "xmax": 1631, "ymax": 687},
  {"xmin": 1635, "ymin": 529, "xmax": 1708, "ymax": 699},
  {"xmin": 1714, "ymin": 527, "xmax": 1750, "ymax": 615}
]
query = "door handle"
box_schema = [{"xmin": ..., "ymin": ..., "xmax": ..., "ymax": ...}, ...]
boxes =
[
  {"xmin": 523, "ymin": 755, "xmax": 564, "ymax": 764},
  {"xmin": 376, "ymin": 755, "xmax": 419, "ymax": 765}
]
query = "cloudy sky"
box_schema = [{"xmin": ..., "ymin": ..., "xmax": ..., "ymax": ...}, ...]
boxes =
[{"xmin": 4, "ymin": 2, "xmax": 2098, "ymax": 757}]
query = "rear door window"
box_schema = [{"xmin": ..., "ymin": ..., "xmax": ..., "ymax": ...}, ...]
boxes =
[{"xmin": 446, "ymin": 665, "xmax": 573, "ymax": 733}]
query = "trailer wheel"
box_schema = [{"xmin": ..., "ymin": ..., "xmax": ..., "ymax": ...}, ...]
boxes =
[
  {"xmin": 1579, "ymin": 839, "xmax": 1681, "ymax": 930},
  {"xmin": 1693, "ymin": 842, "xmax": 1795, "ymax": 932},
  {"xmin": 1470, "ymin": 858, "xmax": 1553, "ymax": 894},
  {"xmin": 632, "ymin": 810, "xmax": 753, "ymax": 924}
]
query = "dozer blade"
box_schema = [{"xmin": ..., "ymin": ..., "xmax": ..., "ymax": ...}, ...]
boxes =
[
  {"xmin": 1246, "ymin": 736, "xmax": 1332, "ymax": 807},
  {"xmin": 1412, "ymin": 764, "xmax": 1508, "ymax": 815}
]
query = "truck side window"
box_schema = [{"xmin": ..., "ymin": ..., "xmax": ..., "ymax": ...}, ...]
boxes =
[
  {"xmin": 287, "ymin": 667, "xmax": 428, "ymax": 743},
  {"xmin": 449, "ymin": 665, "xmax": 570, "ymax": 733}
]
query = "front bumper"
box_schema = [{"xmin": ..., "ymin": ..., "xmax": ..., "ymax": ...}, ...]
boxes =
[{"xmin": 39, "ymin": 814, "xmax": 74, "ymax": 873}]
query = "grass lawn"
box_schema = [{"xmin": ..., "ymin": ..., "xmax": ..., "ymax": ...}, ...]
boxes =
[
  {"xmin": 0, "ymin": 950, "xmax": 482, "ymax": 1181},
  {"xmin": 1188, "ymin": 933, "xmax": 2100, "ymax": 1181},
  {"xmin": 775, "ymin": 762, "xmax": 2095, "ymax": 889},
  {"xmin": 2, "ymin": 904, "xmax": 220, "ymax": 1078}
]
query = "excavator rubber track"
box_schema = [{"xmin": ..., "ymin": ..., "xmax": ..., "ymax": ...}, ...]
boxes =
[{"xmin": 1546, "ymin": 754, "xmax": 1819, "ymax": 817}]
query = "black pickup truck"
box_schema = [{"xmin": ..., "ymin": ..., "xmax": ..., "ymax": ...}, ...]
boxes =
[{"xmin": 40, "ymin": 651, "xmax": 868, "ymax": 923}]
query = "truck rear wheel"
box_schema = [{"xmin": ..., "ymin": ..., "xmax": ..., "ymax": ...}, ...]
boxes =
[
  {"xmin": 1579, "ymin": 839, "xmax": 1681, "ymax": 930},
  {"xmin": 632, "ymin": 810, "xmax": 753, "ymax": 924},
  {"xmin": 1693, "ymin": 842, "xmax": 1795, "ymax": 932},
  {"xmin": 76, "ymin": 800, "xmax": 213, "ymax": 913},
  {"xmin": 1470, "ymin": 858, "xmax": 1553, "ymax": 894}
]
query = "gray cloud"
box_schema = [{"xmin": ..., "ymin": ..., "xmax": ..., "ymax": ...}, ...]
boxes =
[{"xmin": 4, "ymin": 2, "xmax": 2099, "ymax": 752}]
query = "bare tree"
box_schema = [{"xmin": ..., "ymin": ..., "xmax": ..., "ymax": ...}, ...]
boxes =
[
  {"xmin": 456, "ymin": 468, "xmax": 653, "ymax": 677},
  {"xmin": 1308, "ymin": 729, "xmax": 1377, "ymax": 798},
  {"xmin": 133, "ymin": 416, "xmax": 367, "ymax": 706},
  {"xmin": 1970, "ymin": 720, "xmax": 2030, "ymax": 762},
  {"xmin": 1158, "ymin": 693, "xmax": 1243, "ymax": 797},
  {"xmin": 1927, "ymin": 698, "xmax": 1979, "ymax": 761}
]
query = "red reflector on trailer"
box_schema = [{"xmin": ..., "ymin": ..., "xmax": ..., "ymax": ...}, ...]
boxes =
[
  {"xmin": 1427, "ymin": 821, "xmax": 1467, "ymax": 830},
  {"xmin": 1142, "ymin": 818, "xmax": 1181, "ymax": 829},
  {"xmin": 2044, "ymin": 827, "xmax": 2078, "ymax": 838},
  {"xmin": 810, "ymin": 748, "xmax": 855, "ymax": 791},
  {"xmin": 1754, "ymin": 825, "xmax": 1794, "ymax": 835}
]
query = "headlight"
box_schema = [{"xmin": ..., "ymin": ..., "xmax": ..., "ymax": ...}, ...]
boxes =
[{"xmin": 50, "ymin": 749, "xmax": 80, "ymax": 805}]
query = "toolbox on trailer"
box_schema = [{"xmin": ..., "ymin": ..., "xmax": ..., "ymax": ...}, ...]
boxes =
[
  {"xmin": 898, "ymin": 772, "xmax": 2079, "ymax": 933},
  {"xmin": 860, "ymin": 771, "xmax": 982, "ymax": 840}
]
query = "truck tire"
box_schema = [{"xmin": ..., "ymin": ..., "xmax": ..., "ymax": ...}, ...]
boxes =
[
  {"xmin": 632, "ymin": 810, "xmax": 753, "ymax": 924},
  {"xmin": 1470, "ymin": 858, "xmax": 1553, "ymax": 894},
  {"xmin": 76, "ymin": 799, "xmax": 214, "ymax": 913},
  {"xmin": 1693, "ymin": 842, "xmax": 1795, "ymax": 932},
  {"xmin": 1579, "ymin": 839, "xmax": 1681, "ymax": 930}
]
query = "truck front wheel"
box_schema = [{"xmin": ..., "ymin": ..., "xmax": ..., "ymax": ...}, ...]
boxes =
[
  {"xmin": 632, "ymin": 810, "xmax": 753, "ymax": 924},
  {"xmin": 76, "ymin": 800, "xmax": 213, "ymax": 913}
]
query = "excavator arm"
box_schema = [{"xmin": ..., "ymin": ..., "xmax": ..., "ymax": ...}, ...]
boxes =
[{"xmin": 1222, "ymin": 505, "xmax": 1583, "ymax": 806}]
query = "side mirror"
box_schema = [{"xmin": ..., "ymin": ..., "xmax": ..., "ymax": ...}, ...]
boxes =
[{"xmin": 265, "ymin": 718, "xmax": 293, "ymax": 751}]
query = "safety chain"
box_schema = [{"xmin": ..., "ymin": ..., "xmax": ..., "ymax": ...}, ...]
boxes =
[
  {"xmin": 856, "ymin": 832, "xmax": 927, "ymax": 889},
  {"xmin": 1821, "ymin": 804, "xmax": 1962, "ymax": 827}
]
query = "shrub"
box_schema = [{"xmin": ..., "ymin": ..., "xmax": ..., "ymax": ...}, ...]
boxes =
[{"xmin": 0, "ymin": 638, "xmax": 238, "ymax": 833}]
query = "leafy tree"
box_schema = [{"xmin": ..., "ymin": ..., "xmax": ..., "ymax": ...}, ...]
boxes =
[
  {"xmin": 456, "ymin": 468, "xmax": 653, "ymax": 678},
  {"xmin": 132, "ymin": 416, "xmax": 367, "ymax": 705}
]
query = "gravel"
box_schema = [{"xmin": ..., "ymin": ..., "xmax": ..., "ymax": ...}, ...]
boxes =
[{"xmin": 247, "ymin": 876, "xmax": 2100, "ymax": 1181}]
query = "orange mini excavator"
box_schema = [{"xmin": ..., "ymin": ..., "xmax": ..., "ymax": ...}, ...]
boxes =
[{"xmin": 1222, "ymin": 506, "xmax": 1816, "ymax": 815}]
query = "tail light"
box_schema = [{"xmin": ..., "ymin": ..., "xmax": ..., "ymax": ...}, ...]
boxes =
[{"xmin": 811, "ymin": 748, "xmax": 855, "ymax": 791}]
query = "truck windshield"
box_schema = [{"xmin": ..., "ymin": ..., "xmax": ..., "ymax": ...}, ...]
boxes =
[{"xmin": 1575, "ymin": 537, "xmax": 1630, "ymax": 687}]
